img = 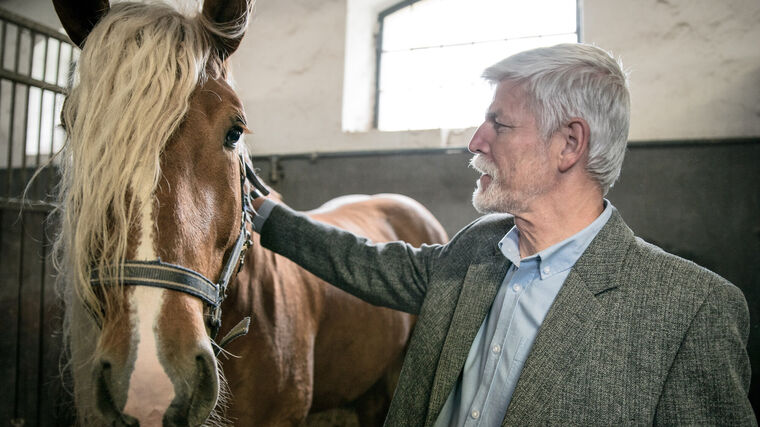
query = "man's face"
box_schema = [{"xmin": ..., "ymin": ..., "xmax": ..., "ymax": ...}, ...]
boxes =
[{"xmin": 468, "ymin": 80, "xmax": 558, "ymax": 215}]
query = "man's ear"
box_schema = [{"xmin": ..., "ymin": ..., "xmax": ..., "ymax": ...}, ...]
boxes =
[{"xmin": 558, "ymin": 118, "xmax": 590, "ymax": 173}]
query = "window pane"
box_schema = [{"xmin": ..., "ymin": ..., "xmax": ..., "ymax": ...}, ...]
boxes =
[{"xmin": 378, "ymin": 0, "xmax": 577, "ymax": 131}]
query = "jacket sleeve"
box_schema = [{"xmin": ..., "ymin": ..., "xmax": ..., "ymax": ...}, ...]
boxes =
[
  {"xmin": 654, "ymin": 280, "xmax": 756, "ymax": 425},
  {"xmin": 258, "ymin": 203, "xmax": 441, "ymax": 315}
]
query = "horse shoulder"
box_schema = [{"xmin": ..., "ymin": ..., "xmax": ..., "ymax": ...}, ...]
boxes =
[{"xmin": 307, "ymin": 193, "xmax": 448, "ymax": 246}]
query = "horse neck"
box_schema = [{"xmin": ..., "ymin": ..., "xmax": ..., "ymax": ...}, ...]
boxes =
[
  {"xmin": 226, "ymin": 227, "xmax": 325, "ymax": 328},
  {"xmin": 227, "ymin": 231, "xmax": 281, "ymax": 314}
]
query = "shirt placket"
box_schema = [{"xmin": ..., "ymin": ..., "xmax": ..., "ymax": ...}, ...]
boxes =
[{"xmin": 464, "ymin": 262, "xmax": 536, "ymax": 426}]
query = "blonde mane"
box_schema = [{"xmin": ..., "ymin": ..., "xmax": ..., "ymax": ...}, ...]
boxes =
[{"xmin": 54, "ymin": 1, "xmax": 234, "ymax": 330}]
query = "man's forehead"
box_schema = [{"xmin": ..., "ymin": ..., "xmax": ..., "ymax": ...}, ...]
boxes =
[{"xmin": 488, "ymin": 81, "xmax": 529, "ymax": 115}]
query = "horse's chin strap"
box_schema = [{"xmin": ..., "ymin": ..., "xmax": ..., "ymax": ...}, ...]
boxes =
[{"xmin": 89, "ymin": 153, "xmax": 269, "ymax": 356}]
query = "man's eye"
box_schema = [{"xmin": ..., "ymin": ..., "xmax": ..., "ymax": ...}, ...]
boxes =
[{"xmin": 224, "ymin": 126, "xmax": 243, "ymax": 148}]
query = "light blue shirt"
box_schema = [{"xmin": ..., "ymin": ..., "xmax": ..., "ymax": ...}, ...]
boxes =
[{"xmin": 433, "ymin": 201, "xmax": 612, "ymax": 427}]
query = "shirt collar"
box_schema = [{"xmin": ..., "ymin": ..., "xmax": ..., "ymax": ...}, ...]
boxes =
[{"xmin": 497, "ymin": 200, "xmax": 614, "ymax": 279}]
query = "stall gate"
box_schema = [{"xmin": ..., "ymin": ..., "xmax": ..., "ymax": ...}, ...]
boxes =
[{"xmin": 0, "ymin": 7, "xmax": 76, "ymax": 426}]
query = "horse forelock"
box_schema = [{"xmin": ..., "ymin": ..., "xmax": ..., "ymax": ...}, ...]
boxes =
[{"xmin": 54, "ymin": 1, "xmax": 236, "ymax": 326}]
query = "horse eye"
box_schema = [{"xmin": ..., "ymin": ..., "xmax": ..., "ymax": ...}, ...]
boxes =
[{"xmin": 224, "ymin": 126, "xmax": 243, "ymax": 149}]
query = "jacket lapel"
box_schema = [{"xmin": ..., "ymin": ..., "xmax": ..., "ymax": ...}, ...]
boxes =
[
  {"xmin": 425, "ymin": 246, "xmax": 510, "ymax": 425},
  {"xmin": 502, "ymin": 209, "xmax": 634, "ymax": 424}
]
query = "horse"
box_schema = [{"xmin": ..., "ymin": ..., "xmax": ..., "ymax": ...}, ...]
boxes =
[{"xmin": 51, "ymin": 0, "xmax": 448, "ymax": 425}]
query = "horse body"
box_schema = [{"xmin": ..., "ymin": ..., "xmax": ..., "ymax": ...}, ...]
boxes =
[
  {"xmin": 223, "ymin": 194, "xmax": 446, "ymax": 425},
  {"xmin": 51, "ymin": 1, "xmax": 448, "ymax": 425}
]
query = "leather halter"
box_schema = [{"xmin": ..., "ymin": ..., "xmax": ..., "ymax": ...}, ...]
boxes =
[{"xmin": 90, "ymin": 153, "xmax": 269, "ymax": 354}]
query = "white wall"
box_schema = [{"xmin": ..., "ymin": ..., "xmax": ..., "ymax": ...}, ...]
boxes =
[
  {"xmin": 0, "ymin": 0, "xmax": 61, "ymax": 29},
  {"xmin": 230, "ymin": 0, "xmax": 461, "ymax": 156},
  {"xmin": 5, "ymin": 0, "xmax": 759, "ymax": 155},
  {"xmin": 584, "ymin": 0, "xmax": 760, "ymax": 141},
  {"xmin": 232, "ymin": 0, "xmax": 760, "ymax": 155}
]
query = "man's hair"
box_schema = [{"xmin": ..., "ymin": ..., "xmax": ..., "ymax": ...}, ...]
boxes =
[{"xmin": 482, "ymin": 43, "xmax": 630, "ymax": 195}]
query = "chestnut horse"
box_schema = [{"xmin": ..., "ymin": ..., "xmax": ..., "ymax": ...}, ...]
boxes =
[{"xmin": 52, "ymin": 0, "xmax": 447, "ymax": 425}]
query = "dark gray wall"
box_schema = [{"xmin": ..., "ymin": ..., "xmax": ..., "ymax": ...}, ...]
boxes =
[{"xmin": 252, "ymin": 139, "xmax": 760, "ymax": 410}]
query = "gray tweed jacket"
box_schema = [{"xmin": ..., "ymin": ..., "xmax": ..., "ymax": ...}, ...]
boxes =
[{"xmin": 260, "ymin": 204, "xmax": 755, "ymax": 426}]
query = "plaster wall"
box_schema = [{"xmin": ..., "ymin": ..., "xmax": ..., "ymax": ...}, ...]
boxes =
[
  {"xmin": 3, "ymin": 0, "xmax": 759, "ymax": 155},
  {"xmin": 583, "ymin": 0, "xmax": 760, "ymax": 141},
  {"xmin": 230, "ymin": 0, "xmax": 760, "ymax": 155},
  {"xmin": 0, "ymin": 0, "xmax": 60, "ymax": 29}
]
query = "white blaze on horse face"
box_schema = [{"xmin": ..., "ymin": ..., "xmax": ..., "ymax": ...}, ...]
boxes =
[{"xmin": 123, "ymin": 198, "xmax": 175, "ymax": 424}]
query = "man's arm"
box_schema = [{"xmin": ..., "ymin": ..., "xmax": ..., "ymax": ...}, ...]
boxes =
[
  {"xmin": 654, "ymin": 280, "xmax": 756, "ymax": 425},
  {"xmin": 253, "ymin": 200, "xmax": 439, "ymax": 314}
]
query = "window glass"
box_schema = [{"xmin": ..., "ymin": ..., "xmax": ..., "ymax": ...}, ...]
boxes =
[{"xmin": 377, "ymin": 0, "xmax": 578, "ymax": 131}]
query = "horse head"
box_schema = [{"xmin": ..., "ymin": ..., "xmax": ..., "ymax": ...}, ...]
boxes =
[{"xmin": 52, "ymin": 0, "xmax": 254, "ymax": 424}]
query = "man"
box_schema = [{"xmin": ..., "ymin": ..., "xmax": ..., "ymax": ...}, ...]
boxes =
[{"xmin": 250, "ymin": 44, "xmax": 754, "ymax": 425}]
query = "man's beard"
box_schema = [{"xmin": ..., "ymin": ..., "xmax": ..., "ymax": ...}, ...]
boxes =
[{"xmin": 469, "ymin": 155, "xmax": 529, "ymax": 215}]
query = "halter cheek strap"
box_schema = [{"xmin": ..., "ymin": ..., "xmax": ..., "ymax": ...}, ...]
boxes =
[{"xmin": 90, "ymin": 153, "xmax": 269, "ymax": 355}]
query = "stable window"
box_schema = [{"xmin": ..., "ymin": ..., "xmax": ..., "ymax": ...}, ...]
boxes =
[{"xmin": 374, "ymin": 0, "xmax": 579, "ymax": 131}]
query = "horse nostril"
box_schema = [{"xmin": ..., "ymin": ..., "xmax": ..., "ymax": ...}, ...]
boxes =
[
  {"xmin": 95, "ymin": 359, "xmax": 140, "ymax": 426},
  {"xmin": 190, "ymin": 350, "xmax": 219, "ymax": 424},
  {"xmin": 164, "ymin": 349, "xmax": 219, "ymax": 427}
]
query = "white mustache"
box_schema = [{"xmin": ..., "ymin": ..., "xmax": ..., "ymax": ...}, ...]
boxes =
[{"xmin": 469, "ymin": 155, "xmax": 498, "ymax": 177}]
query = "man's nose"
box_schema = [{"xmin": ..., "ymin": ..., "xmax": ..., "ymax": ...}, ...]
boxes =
[{"xmin": 468, "ymin": 123, "xmax": 489, "ymax": 154}]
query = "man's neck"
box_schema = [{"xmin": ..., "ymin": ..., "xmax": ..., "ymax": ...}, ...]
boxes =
[{"xmin": 513, "ymin": 192, "xmax": 604, "ymax": 258}]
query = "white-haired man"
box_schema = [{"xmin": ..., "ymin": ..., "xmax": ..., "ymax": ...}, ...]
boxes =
[{"xmin": 251, "ymin": 44, "xmax": 754, "ymax": 425}]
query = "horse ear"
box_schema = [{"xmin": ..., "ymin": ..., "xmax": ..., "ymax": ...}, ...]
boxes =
[
  {"xmin": 52, "ymin": 0, "xmax": 110, "ymax": 48},
  {"xmin": 202, "ymin": 0, "xmax": 251, "ymax": 59}
]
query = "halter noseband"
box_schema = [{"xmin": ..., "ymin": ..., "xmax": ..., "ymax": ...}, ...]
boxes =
[{"xmin": 90, "ymin": 154, "xmax": 269, "ymax": 355}]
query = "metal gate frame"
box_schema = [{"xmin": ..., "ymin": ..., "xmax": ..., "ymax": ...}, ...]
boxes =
[{"xmin": 0, "ymin": 7, "xmax": 75, "ymax": 426}]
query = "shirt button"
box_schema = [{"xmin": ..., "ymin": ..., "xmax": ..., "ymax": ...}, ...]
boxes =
[
  {"xmin": 543, "ymin": 266, "xmax": 550, "ymax": 274},
  {"xmin": 492, "ymin": 344, "xmax": 501, "ymax": 353},
  {"xmin": 513, "ymin": 284, "xmax": 522, "ymax": 292},
  {"xmin": 471, "ymin": 410, "xmax": 480, "ymax": 419}
]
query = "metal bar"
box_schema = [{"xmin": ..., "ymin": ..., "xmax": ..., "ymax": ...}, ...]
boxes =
[
  {"xmin": 252, "ymin": 147, "xmax": 469, "ymax": 163},
  {"xmin": 0, "ymin": 68, "xmax": 67, "ymax": 94},
  {"xmin": 0, "ymin": 198, "xmax": 57, "ymax": 212},
  {"xmin": 35, "ymin": 36, "xmax": 50, "ymax": 171},
  {"xmin": 19, "ymin": 83, "xmax": 29, "ymax": 190},
  {"xmin": 19, "ymin": 31, "xmax": 37, "ymax": 192},
  {"xmin": 6, "ymin": 83, "xmax": 17, "ymax": 198},
  {"xmin": 25, "ymin": 30, "xmax": 35, "ymax": 78},
  {"xmin": 381, "ymin": 31, "xmax": 580, "ymax": 54},
  {"xmin": 13, "ymin": 214, "xmax": 25, "ymax": 420},
  {"xmin": 0, "ymin": 20, "xmax": 6, "ymax": 67},
  {"xmin": 248, "ymin": 137, "xmax": 759, "ymax": 164},
  {"xmin": 625, "ymin": 138, "xmax": 760, "ymax": 149},
  {"xmin": 53, "ymin": 35, "xmax": 62, "ymax": 97},
  {"xmin": 36, "ymin": 213, "xmax": 48, "ymax": 425},
  {"xmin": 0, "ymin": 7, "xmax": 72, "ymax": 44},
  {"xmin": 13, "ymin": 20, "xmax": 21, "ymax": 73},
  {"xmin": 378, "ymin": 0, "xmax": 422, "ymax": 20},
  {"xmin": 576, "ymin": 0, "xmax": 582, "ymax": 42},
  {"xmin": 372, "ymin": 14, "xmax": 384, "ymax": 129},
  {"xmin": 1, "ymin": 19, "xmax": 8, "ymax": 198},
  {"xmin": 41, "ymin": 33, "xmax": 49, "ymax": 82},
  {"xmin": 48, "ymin": 39, "xmax": 63, "ymax": 166},
  {"xmin": 9, "ymin": 23, "xmax": 22, "ymax": 196}
]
